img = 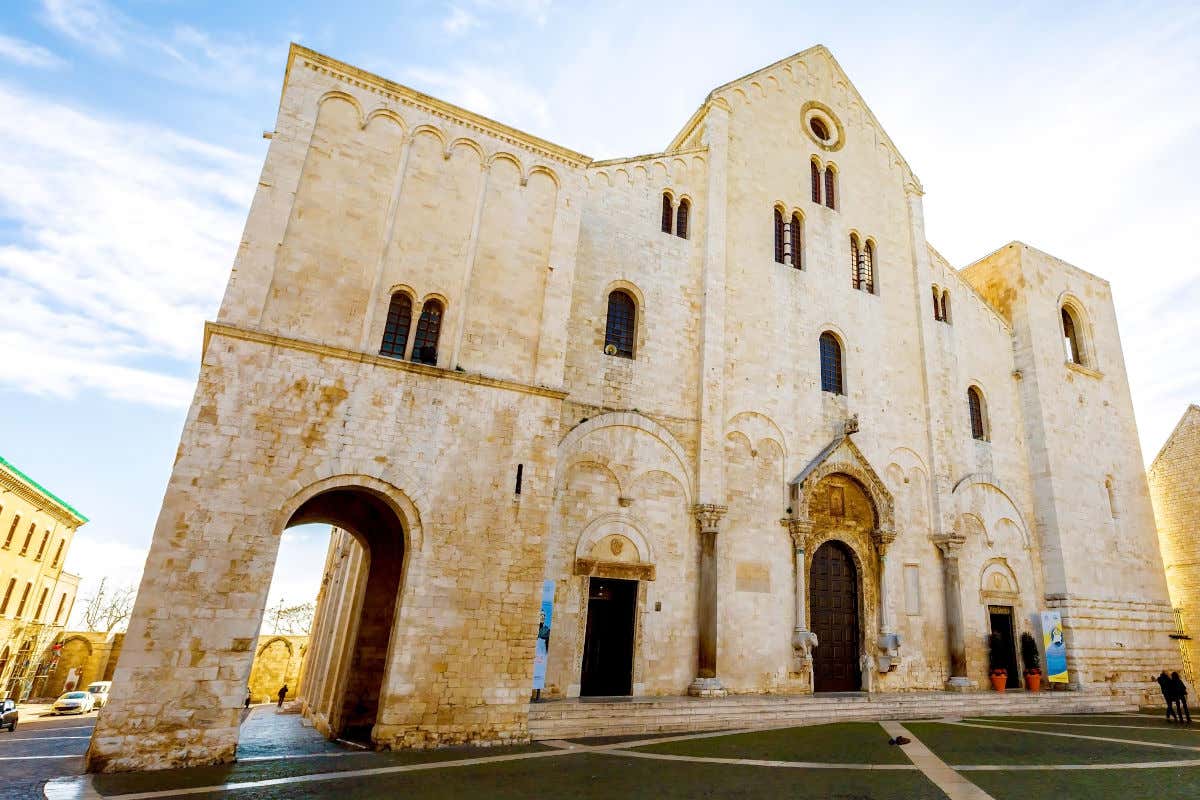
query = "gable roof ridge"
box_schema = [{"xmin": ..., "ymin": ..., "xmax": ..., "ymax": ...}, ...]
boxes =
[{"xmin": 1150, "ymin": 404, "xmax": 1200, "ymax": 471}]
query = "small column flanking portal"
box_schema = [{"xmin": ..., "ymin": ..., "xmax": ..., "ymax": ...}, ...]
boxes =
[
  {"xmin": 782, "ymin": 518, "xmax": 818, "ymax": 684},
  {"xmin": 689, "ymin": 503, "xmax": 728, "ymax": 697},
  {"xmin": 932, "ymin": 533, "xmax": 975, "ymax": 691}
]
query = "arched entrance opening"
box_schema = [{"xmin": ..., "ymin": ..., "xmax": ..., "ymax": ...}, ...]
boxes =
[
  {"xmin": 273, "ymin": 485, "xmax": 406, "ymax": 745},
  {"xmin": 810, "ymin": 540, "xmax": 862, "ymax": 692}
]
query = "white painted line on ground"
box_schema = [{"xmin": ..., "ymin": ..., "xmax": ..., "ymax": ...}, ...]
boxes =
[
  {"xmin": 334, "ymin": 738, "xmax": 369, "ymax": 750},
  {"xmin": 43, "ymin": 775, "xmax": 103, "ymax": 800},
  {"xmin": 879, "ymin": 721, "xmax": 996, "ymax": 800},
  {"xmin": 947, "ymin": 720, "xmax": 1200, "ymax": 751},
  {"xmin": 953, "ymin": 758, "xmax": 1200, "ymax": 771},
  {"xmin": 238, "ymin": 750, "xmax": 372, "ymax": 762},
  {"xmin": 596, "ymin": 748, "xmax": 918, "ymax": 770},
  {"xmin": 968, "ymin": 718, "xmax": 1200, "ymax": 734},
  {"xmin": 71, "ymin": 747, "xmax": 579, "ymax": 799},
  {"xmin": 3, "ymin": 735, "xmax": 92, "ymax": 741},
  {"xmin": 0, "ymin": 753, "xmax": 82, "ymax": 760}
]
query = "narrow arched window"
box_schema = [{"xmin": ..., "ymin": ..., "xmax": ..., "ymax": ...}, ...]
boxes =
[
  {"xmin": 932, "ymin": 286, "xmax": 942, "ymax": 321},
  {"xmin": 968, "ymin": 386, "xmax": 988, "ymax": 441},
  {"xmin": 676, "ymin": 198, "xmax": 689, "ymax": 239},
  {"xmin": 51, "ymin": 540, "xmax": 63, "ymax": 569},
  {"xmin": 412, "ymin": 299, "xmax": 443, "ymax": 365},
  {"xmin": 0, "ymin": 578, "xmax": 14, "ymax": 614},
  {"xmin": 54, "ymin": 592, "xmax": 67, "ymax": 624},
  {"xmin": 774, "ymin": 207, "xmax": 786, "ymax": 264},
  {"xmin": 819, "ymin": 332, "xmax": 844, "ymax": 395},
  {"xmin": 1105, "ymin": 477, "xmax": 1120, "ymax": 518},
  {"xmin": 34, "ymin": 588, "xmax": 48, "ymax": 621},
  {"xmin": 810, "ymin": 160, "xmax": 822, "ymax": 204},
  {"xmin": 4, "ymin": 515, "xmax": 18, "ymax": 549},
  {"xmin": 15, "ymin": 582, "xmax": 31, "ymax": 617},
  {"xmin": 604, "ymin": 290, "xmax": 636, "ymax": 358},
  {"xmin": 790, "ymin": 213, "xmax": 804, "ymax": 269},
  {"xmin": 862, "ymin": 241, "xmax": 876, "ymax": 294},
  {"xmin": 1062, "ymin": 306, "xmax": 1083, "ymax": 365},
  {"xmin": 379, "ymin": 292, "xmax": 413, "ymax": 359},
  {"xmin": 850, "ymin": 234, "xmax": 861, "ymax": 289},
  {"xmin": 35, "ymin": 531, "xmax": 48, "ymax": 561},
  {"xmin": 661, "ymin": 193, "xmax": 673, "ymax": 234},
  {"xmin": 824, "ymin": 167, "xmax": 837, "ymax": 210},
  {"xmin": 941, "ymin": 290, "xmax": 951, "ymax": 324},
  {"xmin": 19, "ymin": 523, "xmax": 34, "ymax": 555}
]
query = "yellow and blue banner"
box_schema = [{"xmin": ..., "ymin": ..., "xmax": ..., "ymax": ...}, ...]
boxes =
[{"xmin": 1040, "ymin": 610, "xmax": 1069, "ymax": 683}]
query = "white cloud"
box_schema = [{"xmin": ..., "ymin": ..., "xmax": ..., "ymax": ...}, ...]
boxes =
[
  {"xmin": 404, "ymin": 63, "xmax": 553, "ymax": 135},
  {"xmin": 442, "ymin": 7, "xmax": 480, "ymax": 36},
  {"xmin": 0, "ymin": 32, "xmax": 65, "ymax": 68},
  {"xmin": 40, "ymin": 0, "xmax": 280, "ymax": 93},
  {"xmin": 62, "ymin": 537, "xmax": 148, "ymax": 629},
  {"xmin": 0, "ymin": 80, "xmax": 259, "ymax": 407}
]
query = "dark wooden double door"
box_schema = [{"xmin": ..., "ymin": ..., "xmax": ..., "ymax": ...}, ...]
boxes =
[{"xmin": 810, "ymin": 540, "xmax": 862, "ymax": 692}]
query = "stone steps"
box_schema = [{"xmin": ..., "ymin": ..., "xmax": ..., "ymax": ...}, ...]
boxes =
[{"xmin": 527, "ymin": 691, "xmax": 1136, "ymax": 740}]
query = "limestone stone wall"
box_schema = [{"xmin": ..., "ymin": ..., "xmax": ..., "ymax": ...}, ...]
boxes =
[
  {"xmin": 44, "ymin": 632, "xmax": 124, "ymax": 698},
  {"xmin": 1148, "ymin": 405, "xmax": 1200, "ymax": 685},
  {"xmin": 247, "ymin": 635, "xmax": 307, "ymax": 704}
]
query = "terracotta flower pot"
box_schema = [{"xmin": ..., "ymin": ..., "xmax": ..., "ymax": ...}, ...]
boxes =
[
  {"xmin": 990, "ymin": 671, "xmax": 1007, "ymax": 691},
  {"xmin": 1025, "ymin": 671, "xmax": 1041, "ymax": 692}
]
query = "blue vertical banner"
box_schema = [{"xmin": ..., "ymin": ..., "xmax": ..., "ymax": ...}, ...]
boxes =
[
  {"xmin": 532, "ymin": 579, "xmax": 555, "ymax": 691},
  {"xmin": 1040, "ymin": 610, "xmax": 1069, "ymax": 684}
]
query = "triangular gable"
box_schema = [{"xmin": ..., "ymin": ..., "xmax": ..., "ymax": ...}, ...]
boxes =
[{"xmin": 788, "ymin": 431, "xmax": 895, "ymax": 532}]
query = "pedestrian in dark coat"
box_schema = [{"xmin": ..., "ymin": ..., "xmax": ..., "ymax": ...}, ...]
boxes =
[
  {"xmin": 1157, "ymin": 671, "xmax": 1177, "ymax": 721},
  {"xmin": 277, "ymin": 684, "xmax": 288, "ymax": 708},
  {"xmin": 1169, "ymin": 672, "xmax": 1192, "ymax": 724}
]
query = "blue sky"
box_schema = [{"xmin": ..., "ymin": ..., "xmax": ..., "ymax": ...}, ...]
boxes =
[{"xmin": 1, "ymin": 1, "xmax": 1198, "ymax": 621}]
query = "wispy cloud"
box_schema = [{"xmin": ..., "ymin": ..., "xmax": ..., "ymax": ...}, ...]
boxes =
[
  {"xmin": 39, "ymin": 0, "xmax": 280, "ymax": 93},
  {"xmin": 441, "ymin": 7, "xmax": 480, "ymax": 36},
  {"xmin": 0, "ymin": 32, "xmax": 65, "ymax": 68},
  {"xmin": 0, "ymin": 80, "xmax": 259, "ymax": 407},
  {"xmin": 404, "ymin": 62, "xmax": 553, "ymax": 134}
]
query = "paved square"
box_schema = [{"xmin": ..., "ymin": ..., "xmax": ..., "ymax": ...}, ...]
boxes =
[{"xmin": 29, "ymin": 708, "xmax": 1200, "ymax": 799}]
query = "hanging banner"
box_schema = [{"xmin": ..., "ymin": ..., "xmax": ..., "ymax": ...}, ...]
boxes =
[
  {"xmin": 1040, "ymin": 610, "xmax": 1069, "ymax": 683},
  {"xmin": 532, "ymin": 580, "xmax": 555, "ymax": 691}
]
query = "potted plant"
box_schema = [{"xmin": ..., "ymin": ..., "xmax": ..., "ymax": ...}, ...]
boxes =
[
  {"xmin": 1020, "ymin": 631, "xmax": 1042, "ymax": 691},
  {"xmin": 987, "ymin": 632, "xmax": 1008, "ymax": 691}
]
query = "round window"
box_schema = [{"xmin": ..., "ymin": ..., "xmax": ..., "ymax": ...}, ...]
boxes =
[
  {"xmin": 801, "ymin": 102, "xmax": 844, "ymax": 151},
  {"xmin": 809, "ymin": 117, "xmax": 829, "ymax": 141}
]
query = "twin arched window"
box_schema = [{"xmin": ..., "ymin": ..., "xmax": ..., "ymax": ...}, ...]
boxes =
[
  {"xmin": 819, "ymin": 332, "xmax": 844, "ymax": 394},
  {"xmin": 661, "ymin": 193, "xmax": 690, "ymax": 239},
  {"xmin": 967, "ymin": 386, "xmax": 988, "ymax": 441},
  {"xmin": 811, "ymin": 159, "xmax": 837, "ymax": 209},
  {"xmin": 932, "ymin": 286, "xmax": 951, "ymax": 323},
  {"xmin": 379, "ymin": 292, "xmax": 443, "ymax": 366},
  {"xmin": 850, "ymin": 234, "xmax": 875, "ymax": 293},
  {"xmin": 604, "ymin": 290, "xmax": 636, "ymax": 358},
  {"xmin": 773, "ymin": 208, "xmax": 803, "ymax": 268}
]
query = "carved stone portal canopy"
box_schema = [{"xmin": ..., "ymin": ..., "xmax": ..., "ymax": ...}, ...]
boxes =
[{"xmin": 785, "ymin": 431, "xmax": 896, "ymax": 540}]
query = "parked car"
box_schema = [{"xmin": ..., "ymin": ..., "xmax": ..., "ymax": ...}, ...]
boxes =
[
  {"xmin": 1, "ymin": 699, "xmax": 16, "ymax": 731},
  {"xmin": 52, "ymin": 691, "xmax": 95, "ymax": 715},
  {"xmin": 87, "ymin": 681, "xmax": 112, "ymax": 708}
]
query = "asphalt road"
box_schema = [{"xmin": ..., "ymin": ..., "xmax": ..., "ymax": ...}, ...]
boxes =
[{"xmin": 0, "ymin": 706, "xmax": 96, "ymax": 800}]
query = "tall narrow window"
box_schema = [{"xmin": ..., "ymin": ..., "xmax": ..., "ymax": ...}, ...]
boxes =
[
  {"xmin": 19, "ymin": 524, "xmax": 34, "ymax": 556},
  {"xmin": 379, "ymin": 292, "xmax": 413, "ymax": 359},
  {"xmin": 824, "ymin": 166, "xmax": 837, "ymax": 210},
  {"xmin": 1105, "ymin": 477, "xmax": 1120, "ymax": 519},
  {"xmin": 50, "ymin": 540, "xmax": 63, "ymax": 569},
  {"xmin": 54, "ymin": 592, "xmax": 67, "ymax": 625},
  {"xmin": 0, "ymin": 578, "xmax": 14, "ymax": 614},
  {"xmin": 661, "ymin": 193, "xmax": 674, "ymax": 234},
  {"xmin": 941, "ymin": 290, "xmax": 951, "ymax": 324},
  {"xmin": 35, "ymin": 531, "xmax": 49, "ymax": 561},
  {"xmin": 819, "ymin": 332, "xmax": 844, "ymax": 395},
  {"xmin": 604, "ymin": 290, "xmax": 636, "ymax": 359},
  {"xmin": 932, "ymin": 286, "xmax": 942, "ymax": 321},
  {"xmin": 412, "ymin": 300, "xmax": 444, "ymax": 365},
  {"xmin": 773, "ymin": 207, "xmax": 786, "ymax": 264},
  {"xmin": 34, "ymin": 587, "xmax": 48, "ymax": 621},
  {"xmin": 862, "ymin": 240, "xmax": 876, "ymax": 294},
  {"xmin": 15, "ymin": 582, "xmax": 31, "ymax": 618},
  {"xmin": 3, "ymin": 515, "xmax": 18, "ymax": 549},
  {"xmin": 789, "ymin": 212, "xmax": 804, "ymax": 269},
  {"xmin": 850, "ymin": 234, "xmax": 861, "ymax": 289},
  {"xmin": 1062, "ymin": 306, "xmax": 1083, "ymax": 365},
  {"xmin": 675, "ymin": 198, "xmax": 690, "ymax": 239},
  {"xmin": 810, "ymin": 160, "xmax": 822, "ymax": 204},
  {"xmin": 968, "ymin": 386, "xmax": 988, "ymax": 441}
]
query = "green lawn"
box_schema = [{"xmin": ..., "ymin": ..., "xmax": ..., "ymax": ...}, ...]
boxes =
[
  {"xmin": 905, "ymin": 721, "xmax": 1175, "ymax": 765},
  {"xmin": 972, "ymin": 718, "xmax": 1200, "ymax": 747},
  {"xmin": 974, "ymin": 713, "xmax": 1190, "ymax": 729},
  {"xmin": 969, "ymin": 767, "xmax": 1200, "ymax": 800},
  {"xmin": 632, "ymin": 722, "xmax": 910, "ymax": 764}
]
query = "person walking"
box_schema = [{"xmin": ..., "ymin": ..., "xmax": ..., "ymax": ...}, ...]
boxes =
[
  {"xmin": 1157, "ymin": 671, "xmax": 1177, "ymax": 721},
  {"xmin": 1169, "ymin": 672, "xmax": 1192, "ymax": 724},
  {"xmin": 277, "ymin": 684, "xmax": 288, "ymax": 709}
]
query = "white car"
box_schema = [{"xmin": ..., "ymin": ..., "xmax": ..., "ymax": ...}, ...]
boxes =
[
  {"xmin": 52, "ymin": 691, "xmax": 95, "ymax": 715},
  {"xmin": 87, "ymin": 681, "xmax": 112, "ymax": 708}
]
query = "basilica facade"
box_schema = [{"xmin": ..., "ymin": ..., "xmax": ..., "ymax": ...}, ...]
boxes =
[{"xmin": 88, "ymin": 44, "xmax": 1180, "ymax": 772}]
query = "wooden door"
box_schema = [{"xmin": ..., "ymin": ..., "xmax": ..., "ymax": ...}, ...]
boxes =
[{"xmin": 810, "ymin": 541, "xmax": 862, "ymax": 692}]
